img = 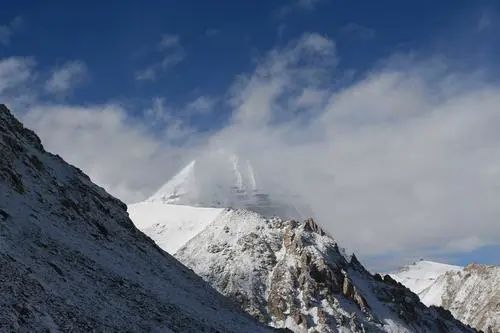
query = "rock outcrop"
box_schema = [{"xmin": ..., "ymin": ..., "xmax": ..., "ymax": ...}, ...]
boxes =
[{"xmin": 174, "ymin": 209, "xmax": 476, "ymax": 332}]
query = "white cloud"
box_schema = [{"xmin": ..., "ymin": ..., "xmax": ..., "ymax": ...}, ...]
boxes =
[
  {"xmin": 294, "ymin": 88, "xmax": 327, "ymax": 108},
  {"xmin": 229, "ymin": 33, "xmax": 336, "ymax": 126},
  {"xmin": 0, "ymin": 56, "xmax": 34, "ymax": 93},
  {"xmin": 0, "ymin": 16, "xmax": 23, "ymax": 46},
  {"xmin": 22, "ymin": 104, "xmax": 193, "ymax": 203},
  {"xmin": 45, "ymin": 61, "xmax": 88, "ymax": 95},
  {"xmin": 277, "ymin": 0, "xmax": 323, "ymax": 17},
  {"xmin": 0, "ymin": 57, "xmax": 36, "ymax": 108},
  {"xmin": 143, "ymin": 97, "xmax": 196, "ymax": 143},
  {"xmin": 136, "ymin": 34, "xmax": 185, "ymax": 81},
  {"xmin": 198, "ymin": 33, "xmax": 500, "ymax": 266},
  {"xmin": 0, "ymin": 56, "xmax": 196, "ymax": 203},
  {"xmin": 135, "ymin": 68, "xmax": 156, "ymax": 81},
  {"xmin": 159, "ymin": 34, "xmax": 180, "ymax": 49},
  {"xmin": 186, "ymin": 96, "xmax": 216, "ymax": 114},
  {"xmin": 296, "ymin": 0, "xmax": 322, "ymax": 9},
  {"xmin": 3, "ymin": 31, "xmax": 500, "ymax": 268}
]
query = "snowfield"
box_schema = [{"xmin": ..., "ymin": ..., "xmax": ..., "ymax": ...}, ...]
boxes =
[
  {"xmin": 128, "ymin": 202, "xmax": 224, "ymax": 253},
  {"xmin": 390, "ymin": 260, "xmax": 462, "ymax": 298}
]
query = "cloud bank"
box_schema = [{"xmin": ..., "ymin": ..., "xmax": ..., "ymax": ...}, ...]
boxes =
[
  {"xmin": 136, "ymin": 34, "xmax": 186, "ymax": 81},
  {"xmin": 199, "ymin": 34, "xmax": 500, "ymax": 263},
  {"xmin": 2, "ymin": 32, "xmax": 500, "ymax": 268},
  {"xmin": 45, "ymin": 61, "xmax": 88, "ymax": 96}
]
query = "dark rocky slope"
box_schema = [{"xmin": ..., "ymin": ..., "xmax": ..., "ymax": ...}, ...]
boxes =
[{"xmin": 0, "ymin": 105, "xmax": 273, "ymax": 332}]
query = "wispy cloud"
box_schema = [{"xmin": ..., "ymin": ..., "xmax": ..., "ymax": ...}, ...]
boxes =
[
  {"xmin": 136, "ymin": 34, "xmax": 185, "ymax": 81},
  {"xmin": 228, "ymin": 33, "xmax": 336, "ymax": 126},
  {"xmin": 277, "ymin": 0, "xmax": 324, "ymax": 17},
  {"xmin": 0, "ymin": 56, "xmax": 36, "ymax": 108},
  {"xmin": 0, "ymin": 56, "xmax": 34, "ymax": 93},
  {"xmin": 22, "ymin": 103, "xmax": 191, "ymax": 202},
  {"xmin": 186, "ymin": 96, "xmax": 217, "ymax": 114},
  {"xmin": 340, "ymin": 23, "xmax": 376, "ymax": 40},
  {"xmin": 477, "ymin": 10, "xmax": 492, "ymax": 31},
  {"xmin": 3, "ymin": 29, "xmax": 500, "ymax": 269},
  {"xmin": 197, "ymin": 33, "xmax": 500, "ymax": 266},
  {"xmin": 45, "ymin": 61, "xmax": 88, "ymax": 96},
  {"xmin": 0, "ymin": 16, "xmax": 23, "ymax": 46},
  {"xmin": 204, "ymin": 29, "xmax": 219, "ymax": 37},
  {"xmin": 0, "ymin": 57, "xmax": 197, "ymax": 202}
]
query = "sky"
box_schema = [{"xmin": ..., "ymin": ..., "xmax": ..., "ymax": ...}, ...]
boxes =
[{"xmin": 1, "ymin": 0, "xmax": 500, "ymax": 270}]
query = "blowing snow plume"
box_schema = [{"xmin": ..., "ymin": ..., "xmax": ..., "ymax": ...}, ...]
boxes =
[{"xmin": 145, "ymin": 149, "xmax": 313, "ymax": 219}]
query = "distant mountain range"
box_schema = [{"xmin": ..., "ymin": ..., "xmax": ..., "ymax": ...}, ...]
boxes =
[{"xmin": 391, "ymin": 260, "xmax": 500, "ymax": 332}]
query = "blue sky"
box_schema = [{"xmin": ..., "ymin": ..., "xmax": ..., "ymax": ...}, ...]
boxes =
[
  {"xmin": 3, "ymin": 1, "xmax": 499, "ymax": 116},
  {"xmin": 1, "ymin": 0, "xmax": 499, "ymax": 270}
]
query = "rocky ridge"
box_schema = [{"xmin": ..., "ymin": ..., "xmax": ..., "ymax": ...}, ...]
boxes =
[{"xmin": 173, "ymin": 208, "xmax": 476, "ymax": 333}]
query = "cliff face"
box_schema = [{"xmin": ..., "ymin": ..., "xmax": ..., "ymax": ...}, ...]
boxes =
[
  {"xmin": 439, "ymin": 263, "xmax": 499, "ymax": 333},
  {"xmin": 174, "ymin": 209, "xmax": 475, "ymax": 333},
  {"xmin": 0, "ymin": 105, "xmax": 272, "ymax": 332}
]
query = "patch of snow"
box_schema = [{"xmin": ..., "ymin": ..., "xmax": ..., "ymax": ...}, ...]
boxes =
[
  {"xmin": 128, "ymin": 202, "xmax": 223, "ymax": 253},
  {"xmin": 390, "ymin": 260, "xmax": 462, "ymax": 296},
  {"xmin": 390, "ymin": 259, "xmax": 500, "ymax": 332}
]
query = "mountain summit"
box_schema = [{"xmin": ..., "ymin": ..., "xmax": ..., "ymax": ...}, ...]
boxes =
[
  {"xmin": 129, "ymin": 150, "xmax": 313, "ymax": 254},
  {"xmin": 146, "ymin": 150, "xmax": 311, "ymax": 219}
]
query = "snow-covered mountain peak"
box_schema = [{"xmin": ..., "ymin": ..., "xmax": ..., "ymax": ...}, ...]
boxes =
[
  {"xmin": 143, "ymin": 150, "xmax": 312, "ymax": 219},
  {"xmin": 147, "ymin": 151, "xmax": 259, "ymax": 205},
  {"xmin": 146, "ymin": 159, "xmax": 197, "ymax": 203},
  {"xmin": 391, "ymin": 260, "xmax": 462, "ymax": 294}
]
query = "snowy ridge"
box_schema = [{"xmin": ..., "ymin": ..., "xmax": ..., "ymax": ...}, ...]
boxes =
[
  {"xmin": 0, "ymin": 105, "xmax": 273, "ymax": 332},
  {"xmin": 173, "ymin": 209, "xmax": 475, "ymax": 333},
  {"xmin": 391, "ymin": 260, "xmax": 500, "ymax": 332},
  {"xmin": 390, "ymin": 260, "xmax": 462, "ymax": 296}
]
